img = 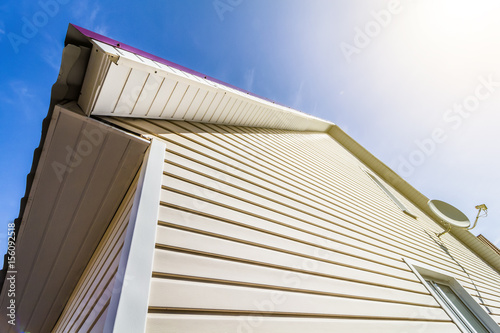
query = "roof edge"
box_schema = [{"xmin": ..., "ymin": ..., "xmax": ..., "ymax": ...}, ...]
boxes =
[
  {"xmin": 68, "ymin": 24, "xmax": 291, "ymax": 109},
  {"xmin": 328, "ymin": 125, "xmax": 500, "ymax": 273}
]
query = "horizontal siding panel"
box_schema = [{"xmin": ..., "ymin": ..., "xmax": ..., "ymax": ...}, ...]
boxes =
[
  {"xmin": 157, "ymin": 187, "xmax": 404, "ymax": 268},
  {"xmin": 159, "ymin": 147, "xmax": 408, "ymax": 260},
  {"xmin": 114, "ymin": 116, "xmax": 496, "ymax": 268},
  {"xmin": 158, "ymin": 185, "xmax": 415, "ymax": 281},
  {"xmin": 152, "ymin": 249, "xmax": 439, "ymax": 307},
  {"xmin": 157, "ymin": 181, "xmax": 496, "ymax": 296},
  {"xmin": 163, "ymin": 122, "xmax": 500, "ymax": 290},
  {"xmin": 162, "ymin": 145, "xmax": 399, "ymax": 228},
  {"xmin": 55, "ymin": 241, "xmax": 122, "ymax": 332},
  {"xmin": 73, "ymin": 273, "xmax": 114, "ymax": 333},
  {"xmin": 158, "ymin": 203, "xmax": 408, "ymax": 272},
  {"xmin": 146, "ymin": 314, "xmax": 460, "ymax": 333},
  {"xmin": 89, "ymin": 307, "xmax": 109, "ymax": 333},
  {"xmin": 116, "ymin": 118, "xmax": 500, "ymax": 290},
  {"xmin": 100, "ymin": 117, "xmax": 500, "ymax": 331},
  {"xmin": 160, "ymin": 146, "xmax": 406, "ymax": 257},
  {"xmin": 147, "ymin": 279, "xmax": 450, "ymax": 320},
  {"xmin": 155, "ymin": 225, "xmax": 426, "ymax": 293},
  {"xmin": 238, "ymin": 127, "xmax": 500, "ymax": 286},
  {"xmin": 177, "ymin": 125, "xmax": 427, "ymax": 232}
]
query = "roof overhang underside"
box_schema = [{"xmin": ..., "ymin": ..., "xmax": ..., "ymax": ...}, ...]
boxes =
[
  {"xmin": 66, "ymin": 24, "xmax": 331, "ymax": 132},
  {"xmin": 0, "ymin": 105, "xmax": 148, "ymax": 332}
]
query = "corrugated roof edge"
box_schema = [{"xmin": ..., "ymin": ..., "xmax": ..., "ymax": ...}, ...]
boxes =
[
  {"xmin": 478, "ymin": 235, "xmax": 500, "ymax": 256},
  {"xmin": 0, "ymin": 101, "xmax": 65, "ymax": 290},
  {"xmin": 0, "ymin": 35, "xmax": 93, "ymax": 292},
  {"xmin": 68, "ymin": 23, "xmax": 293, "ymax": 110}
]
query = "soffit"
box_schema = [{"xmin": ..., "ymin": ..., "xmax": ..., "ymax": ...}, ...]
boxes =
[{"xmin": 0, "ymin": 105, "xmax": 149, "ymax": 332}]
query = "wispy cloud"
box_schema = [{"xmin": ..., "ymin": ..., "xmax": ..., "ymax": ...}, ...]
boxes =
[
  {"xmin": 93, "ymin": 25, "xmax": 109, "ymax": 36},
  {"xmin": 71, "ymin": 1, "xmax": 109, "ymax": 35},
  {"xmin": 0, "ymin": 91, "xmax": 14, "ymax": 105},
  {"xmin": 40, "ymin": 33, "xmax": 63, "ymax": 72},
  {"xmin": 89, "ymin": 6, "xmax": 100, "ymax": 26},
  {"xmin": 3, "ymin": 80, "xmax": 41, "ymax": 120},
  {"xmin": 10, "ymin": 81, "xmax": 35, "ymax": 100},
  {"xmin": 244, "ymin": 68, "xmax": 255, "ymax": 92},
  {"xmin": 0, "ymin": 19, "xmax": 5, "ymax": 41},
  {"xmin": 292, "ymin": 81, "xmax": 305, "ymax": 109}
]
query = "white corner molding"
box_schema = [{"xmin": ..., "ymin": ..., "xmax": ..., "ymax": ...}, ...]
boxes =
[{"xmin": 104, "ymin": 138, "xmax": 166, "ymax": 333}]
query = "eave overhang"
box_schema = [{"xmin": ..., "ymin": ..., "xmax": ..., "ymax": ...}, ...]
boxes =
[
  {"xmin": 67, "ymin": 24, "xmax": 332, "ymax": 132},
  {"xmin": 0, "ymin": 105, "xmax": 149, "ymax": 332}
]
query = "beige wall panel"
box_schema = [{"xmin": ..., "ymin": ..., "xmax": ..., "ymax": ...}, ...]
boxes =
[
  {"xmin": 146, "ymin": 314, "xmax": 460, "ymax": 333},
  {"xmin": 101, "ymin": 117, "xmax": 500, "ymax": 332},
  {"xmin": 155, "ymin": 225, "xmax": 429, "ymax": 293},
  {"xmin": 152, "ymin": 249, "xmax": 439, "ymax": 307},
  {"xmin": 148, "ymin": 278, "xmax": 450, "ymax": 320}
]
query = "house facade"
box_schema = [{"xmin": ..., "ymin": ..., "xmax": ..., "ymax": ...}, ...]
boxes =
[{"xmin": 1, "ymin": 24, "xmax": 499, "ymax": 333}]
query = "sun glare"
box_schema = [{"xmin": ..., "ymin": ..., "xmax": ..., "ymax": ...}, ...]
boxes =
[
  {"xmin": 383, "ymin": 0, "xmax": 500, "ymax": 90},
  {"xmin": 411, "ymin": 0, "xmax": 499, "ymax": 53}
]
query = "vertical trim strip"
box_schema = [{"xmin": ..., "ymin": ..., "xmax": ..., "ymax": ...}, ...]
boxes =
[
  {"xmin": 104, "ymin": 138, "xmax": 166, "ymax": 333},
  {"xmin": 361, "ymin": 167, "xmax": 417, "ymax": 219}
]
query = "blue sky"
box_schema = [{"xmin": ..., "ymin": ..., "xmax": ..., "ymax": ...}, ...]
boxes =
[{"xmin": 1, "ymin": 0, "xmax": 500, "ymax": 265}]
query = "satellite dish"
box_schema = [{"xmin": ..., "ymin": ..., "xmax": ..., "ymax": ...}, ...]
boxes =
[
  {"xmin": 428, "ymin": 199, "xmax": 471, "ymax": 228},
  {"xmin": 428, "ymin": 200, "xmax": 471, "ymax": 238}
]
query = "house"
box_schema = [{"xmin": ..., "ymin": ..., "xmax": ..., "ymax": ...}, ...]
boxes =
[{"xmin": 1, "ymin": 24, "xmax": 500, "ymax": 333}]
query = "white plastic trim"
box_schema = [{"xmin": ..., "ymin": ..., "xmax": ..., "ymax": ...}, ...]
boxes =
[
  {"xmin": 104, "ymin": 138, "xmax": 166, "ymax": 333},
  {"xmin": 404, "ymin": 258, "xmax": 500, "ymax": 333},
  {"xmin": 360, "ymin": 167, "xmax": 418, "ymax": 219}
]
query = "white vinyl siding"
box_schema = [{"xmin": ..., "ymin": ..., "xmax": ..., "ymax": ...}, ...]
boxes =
[
  {"xmin": 103, "ymin": 117, "xmax": 500, "ymax": 332},
  {"xmin": 52, "ymin": 174, "xmax": 138, "ymax": 332}
]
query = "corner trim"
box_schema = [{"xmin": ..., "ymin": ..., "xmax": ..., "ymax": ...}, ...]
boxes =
[{"xmin": 104, "ymin": 138, "xmax": 166, "ymax": 333}]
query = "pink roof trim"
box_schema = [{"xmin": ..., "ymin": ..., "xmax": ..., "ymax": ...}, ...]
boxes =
[{"xmin": 71, "ymin": 24, "xmax": 285, "ymax": 107}]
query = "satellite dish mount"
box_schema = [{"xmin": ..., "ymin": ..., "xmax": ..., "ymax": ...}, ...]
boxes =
[{"xmin": 427, "ymin": 200, "xmax": 488, "ymax": 238}]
